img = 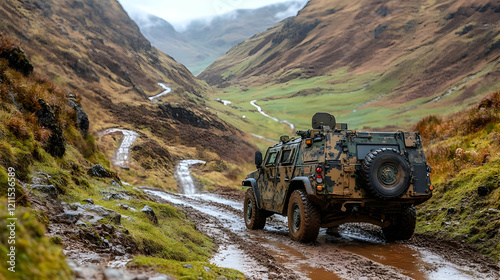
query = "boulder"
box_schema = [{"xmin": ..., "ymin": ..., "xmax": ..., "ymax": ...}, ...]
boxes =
[
  {"xmin": 31, "ymin": 184, "xmax": 57, "ymax": 199},
  {"xmin": 87, "ymin": 164, "xmax": 111, "ymax": 178},
  {"xmin": 140, "ymin": 205, "xmax": 158, "ymax": 225},
  {"xmin": 54, "ymin": 210, "xmax": 81, "ymax": 224}
]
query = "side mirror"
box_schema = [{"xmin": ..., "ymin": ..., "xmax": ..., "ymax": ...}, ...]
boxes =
[{"xmin": 255, "ymin": 151, "xmax": 263, "ymax": 168}]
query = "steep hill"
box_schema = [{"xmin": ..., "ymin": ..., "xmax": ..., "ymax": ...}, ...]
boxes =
[
  {"xmin": 0, "ymin": 0, "xmax": 255, "ymax": 187},
  {"xmin": 199, "ymin": 0, "xmax": 500, "ymax": 132},
  {"xmin": 132, "ymin": 1, "xmax": 307, "ymax": 75},
  {"xmin": 414, "ymin": 90, "xmax": 500, "ymax": 261}
]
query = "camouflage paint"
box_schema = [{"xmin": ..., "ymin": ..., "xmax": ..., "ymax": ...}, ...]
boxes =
[{"xmin": 242, "ymin": 117, "xmax": 432, "ymax": 226}]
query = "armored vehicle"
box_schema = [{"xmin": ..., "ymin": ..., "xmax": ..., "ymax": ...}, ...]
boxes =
[{"xmin": 242, "ymin": 113, "xmax": 433, "ymax": 242}]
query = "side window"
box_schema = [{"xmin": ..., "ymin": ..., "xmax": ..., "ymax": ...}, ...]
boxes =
[
  {"xmin": 265, "ymin": 152, "xmax": 278, "ymax": 166},
  {"xmin": 280, "ymin": 148, "xmax": 295, "ymax": 165}
]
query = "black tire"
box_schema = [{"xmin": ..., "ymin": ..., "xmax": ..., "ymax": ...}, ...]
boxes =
[
  {"xmin": 361, "ymin": 148, "xmax": 411, "ymax": 199},
  {"xmin": 287, "ymin": 190, "xmax": 320, "ymax": 243},
  {"xmin": 383, "ymin": 205, "xmax": 416, "ymax": 241},
  {"xmin": 244, "ymin": 189, "xmax": 267, "ymax": 229}
]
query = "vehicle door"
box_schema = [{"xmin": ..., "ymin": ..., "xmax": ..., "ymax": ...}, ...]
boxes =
[
  {"xmin": 273, "ymin": 143, "xmax": 299, "ymax": 212},
  {"xmin": 257, "ymin": 147, "xmax": 280, "ymax": 209}
]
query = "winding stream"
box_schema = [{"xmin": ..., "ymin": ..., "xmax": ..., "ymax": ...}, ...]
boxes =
[
  {"xmin": 99, "ymin": 128, "xmax": 138, "ymax": 169},
  {"xmin": 149, "ymin": 83, "xmax": 171, "ymax": 102},
  {"xmin": 250, "ymin": 100, "xmax": 295, "ymax": 131}
]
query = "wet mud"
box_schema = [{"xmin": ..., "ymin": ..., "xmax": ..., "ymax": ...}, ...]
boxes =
[{"xmin": 145, "ymin": 187, "xmax": 500, "ymax": 280}]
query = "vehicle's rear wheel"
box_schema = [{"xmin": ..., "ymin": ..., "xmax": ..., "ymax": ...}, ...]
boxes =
[
  {"xmin": 362, "ymin": 148, "xmax": 411, "ymax": 199},
  {"xmin": 383, "ymin": 205, "xmax": 416, "ymax": 241},
  {"xmin": 287, "ymin": 190, "xmax": 320, "ymax": 243},
  {"xmin": 244, "ymin": 189, "xmax": 266, "ymax": 229}
]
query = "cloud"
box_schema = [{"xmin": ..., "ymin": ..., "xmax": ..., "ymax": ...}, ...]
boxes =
[{"xmin": 117, "ymin": 0, "xmax": 307, "ymax": 31}]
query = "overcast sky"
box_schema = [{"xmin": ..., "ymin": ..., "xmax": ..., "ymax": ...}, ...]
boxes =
[{"xmin": 117, "ymin": 0, "xmax": 307, "ymax": 31}]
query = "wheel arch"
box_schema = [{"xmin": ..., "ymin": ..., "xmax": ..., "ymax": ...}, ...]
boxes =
[
  {"xmin": 242, "ymin": 178, "xmax": 262, "ymax": 209},
  {"xmin": 280, "ymin": 177, "xmax": 314, "ymax": 215}
]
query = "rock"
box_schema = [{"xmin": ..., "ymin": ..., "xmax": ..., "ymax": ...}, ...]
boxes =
[
  {"xmin": 36, "ymin": 98, "xmax": 66, "ymax": 157},
  {"xmin": 54, "ymin": 210, "xmax": 81, "ymax": 224},
  {"xmin": 87, "ymin": 164, "xmax": 111, "ymax": 178},
  {"xmin": 183, "ymin": 264, "xmax": 193, "ymax": 269},
  {"xmin": 112, "ymin": 245, "xmax": 126, "ymax": 256},
  {"xmin": 110, "ymin": 179, "xmax": 121, "ymax": 188},
  {"xmin": 83, "ymin": 198, "xmax": 94, "ymax": 204},
  {"xmin": 118, "ymin": 204, "xmax": 137, "ymax": 212},
  {"xmin": 204, "ymin": 266, "xmax": 211, "ymax": 272},
  {"xmin": 68, "ymin": 100, "xmax": 89, "ymax": 136},
  {"xmin": 31, "ymin": 184, "xmax": 57, "ymax": 199},
  {"xmin": 69, "ymin": 202, "xmax": 82, "ymax": 211},
  {"xmin": 140, "ymin": 205, "xmax": 158, "ymax": 225},
  {"xmin": 103, "ymin": 268, "xmax": 123, "ymax": 280},
  {"xmin": 0, "ymin": 46, "xmax": 33, "ymax": 76}
]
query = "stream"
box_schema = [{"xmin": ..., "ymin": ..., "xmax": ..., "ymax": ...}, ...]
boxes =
[
  {"xmin": 99, "ymin": 128, "xmax": 138, "ymax": 169},
  {"xmin": 149, "ymin": 83, "xmax": 171, "ymax": 102},
  {"xmin": 250, "ymin": 100, "xmax": 295, "ymax": 131}
]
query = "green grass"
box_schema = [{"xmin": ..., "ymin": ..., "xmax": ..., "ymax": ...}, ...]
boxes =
[
  {"xmin": 131, "ymin": 256, "xmax": 244, "ymax": 280},
  {"xmin": 416, "ymin": 159, "xmax": 500, "ymax": 261}
]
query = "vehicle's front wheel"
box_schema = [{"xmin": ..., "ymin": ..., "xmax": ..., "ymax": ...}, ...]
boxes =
[
  {"xmin": 244, "ymin": 189, "xmax": 266, "ymax": 229},
  {"xmin": 287, "ymin": 190, "xmax": 320, "ymax": 243},
  {"xmin": 383, "ymin": 205, "xmax": 416, "ymax": 241}
]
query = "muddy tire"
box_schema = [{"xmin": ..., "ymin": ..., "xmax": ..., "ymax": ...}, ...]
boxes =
[
  {"xmin": 244, "ymin": 189, "xmax": 267, "ymax": 229},
  {"xmin": 383, "ymin": 205, "xmax": 416, "ymax": 241},
  {"xmin": 287, "ymin": 190, "xmax": 320, "ymax": 243},
  {"xmin": 362, "ymin": 148, "xmax": 411, "ymax": 199}
]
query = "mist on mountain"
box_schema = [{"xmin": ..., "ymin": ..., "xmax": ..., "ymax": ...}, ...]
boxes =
[{"xmin": 130, "ymin": 1, "xmax": 308, "ymax": 75}]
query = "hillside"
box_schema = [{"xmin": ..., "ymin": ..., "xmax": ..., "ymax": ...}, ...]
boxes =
[
  {"xmin": 132, "ymin": 1, "xmax": 307, "ymax": 75},
  {"xmin": 414, "ymin": 90, "xmax": 500, "ymax": 261},
  {"xmin": 0, "ymin": 0, "xmax": 256, "ymax": 188},
  {"xmin": 199, "ymin": 0, "xmax": 500, "ymax": 133}
]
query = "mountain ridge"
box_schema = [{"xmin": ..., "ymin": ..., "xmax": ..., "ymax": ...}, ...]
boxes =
[
  {"xmin": 198, "ymin": 0, "xmax": 500, "ymax": 130},
  {"xmin": 132, "ymin": 1, "xmax": 307, "ymax": 75}
]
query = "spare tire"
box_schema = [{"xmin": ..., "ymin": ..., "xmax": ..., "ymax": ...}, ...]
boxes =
[{"xmin": 361, "ymin": 148, "xmax": 411, "ymax": 199}]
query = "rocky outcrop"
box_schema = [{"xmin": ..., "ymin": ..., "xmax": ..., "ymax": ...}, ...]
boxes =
[
  {"xmin": 0, "ymin": 44, "xmax": 33, "ymax": 76},
  {"xmin": 36, "ymin": 98, "xmax": 66, "ymax": 157},
  {"xmin": 68, "ymin": 94, "xmax": 89, "ymax": 136}
]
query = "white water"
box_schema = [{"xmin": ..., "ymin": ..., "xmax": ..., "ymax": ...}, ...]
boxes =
[
  {"xmin": 174, "ymin": 160, "xmax": 206, "ymax": 195},
  {"xmin": 250, "ymin": 100, "xmax": 295, "ymax": 131},
  {"xmin": 99, "ymin": 128, "xmax": 138, "ymax": 168},
  {"xmin": 148, "ymin": 83, "xmax": 171, "ymax": 102}
]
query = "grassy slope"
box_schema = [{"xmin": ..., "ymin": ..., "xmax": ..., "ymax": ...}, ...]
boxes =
[
  {"xmin": 200, "ymin": 0, "xmax": 500, "ymax": 138},
  {"xmin": 0, "ymin": 37, "xmax": 243, "ymax": 279},
  {"xmin": 414, "ymin": 91, "xmax": 500, "ymax": 261}
]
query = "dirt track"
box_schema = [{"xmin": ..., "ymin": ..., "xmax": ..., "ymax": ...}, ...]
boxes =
[{"xmin": 144, "ymin": 187, "xmax": 499, "ymax": 280}]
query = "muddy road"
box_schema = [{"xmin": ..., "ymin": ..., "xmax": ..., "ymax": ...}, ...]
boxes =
[{"xmin": 144, "ymin": 163, "xmax": 499, "ymax": 280}]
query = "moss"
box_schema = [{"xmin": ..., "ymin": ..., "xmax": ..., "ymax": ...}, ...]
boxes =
[
  {"xmin": 417, "ymin": 159, "xmax": 500, "ymax": 261},
  {"xmin": 0, "ymin": 200, "xmax": 72, "ymax": 279},
  {"xmin": 131, "ymin": 256, "xmax": 244, "ymax": 280}
]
